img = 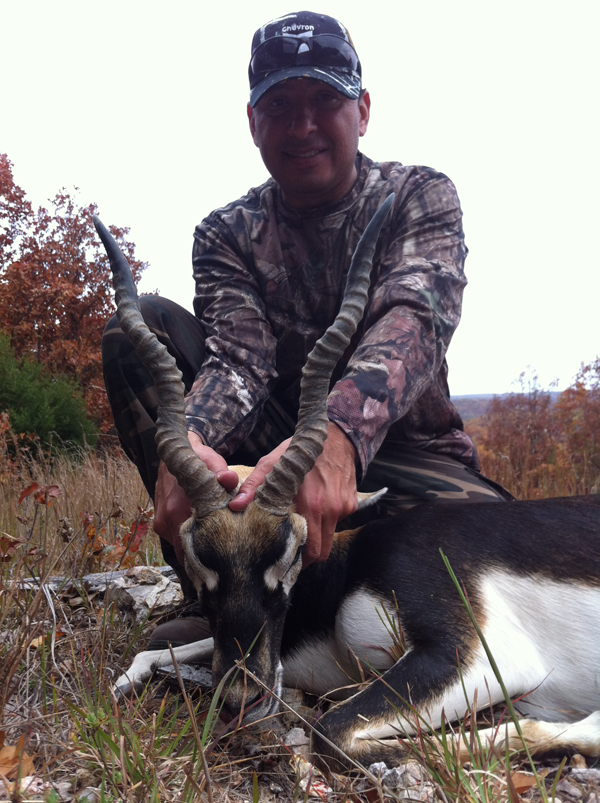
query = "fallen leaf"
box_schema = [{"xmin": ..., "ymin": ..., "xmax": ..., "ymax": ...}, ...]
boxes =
[
  {"xmin": 29, "ymin": 635, "xmax": 46, "ymax": 649},
  {"xmin": 0, "ymin": 734, "xmax": 35, "ymax": 779},
  {"xmin": 510, "ymin": 770, "xmax": 547, "ymax": 793}
]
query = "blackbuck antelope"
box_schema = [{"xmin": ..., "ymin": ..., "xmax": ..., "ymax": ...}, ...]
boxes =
[{"xmin": 94, "ymin": 197, "xmax": 600, "ymax": 771}]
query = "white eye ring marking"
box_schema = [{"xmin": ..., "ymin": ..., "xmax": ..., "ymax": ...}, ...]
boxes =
[
  {"xmin": 198, "ymin": 565, "xmax": 219, "ymax": 591},
  {"xmin": 180, "ymin": 530, "xmax": 219, "ymax": 591},
  {"xmin": 264, "ymin": 519, "xmax": 307, "ymax": 594}
]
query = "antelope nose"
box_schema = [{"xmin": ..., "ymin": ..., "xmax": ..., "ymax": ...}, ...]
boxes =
[{"xmin": 219, "ymin": 691, "xmax": 264, "ymax": 723}]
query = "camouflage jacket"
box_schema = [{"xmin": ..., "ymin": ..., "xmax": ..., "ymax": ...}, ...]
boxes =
[{"xmin": 185, "ymin": 153, "xmax": 478, "ymax": 480}]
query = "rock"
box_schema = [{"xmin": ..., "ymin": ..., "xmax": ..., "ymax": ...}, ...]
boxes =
[
  {"xmin": 52, "ymin": 780, "xmax": 74, "ymax": 801},
  {"xmin": 0, "ymin": 776, "xmax": 45, "ymax": 799},
  {"xmin": 278, "ymin": 686, "xmax": 313, "ymax": 726},
  {"xmin": 571, "ymin": 768, "xmax": 600, "ymax": 786},
  {"xmin": 69, "ymin": 596, "xmax": 85, "ymax": 607},
  {"xmin": 75, "ymin": 767, "xmax": 94, "ymax": 788},
  {"xmin": 280, "ymin": 687, "xmax": 305, "ymax": 710},
  {"xmin": 156, "ymin": 662, "xmax": 213, "ymax": 688},
  {"xmin": 15, "ymin": 566, "xmax": 184, "ymax": 623},
  {"xmin": 106, "ymin": 566, "xmax": 183, "ymax": 622},
  {"xmin": 556, "ymin": 779, "xmax": 583, "ymax": 799},
  {"xmin": 78, "ymin": 786, "xmax": 101, "ymax": 802},
  {"xmin": 367, "ymin": 761, "xmax": 435, "ymax": 799},
  {"xmin": 284, "ymin": 726, "xmax": 310, "ymax": 756}
]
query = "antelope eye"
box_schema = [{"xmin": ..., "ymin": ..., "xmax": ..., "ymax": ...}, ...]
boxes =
[{"xmin": 284, "ymin": 546, "xmax": 303, "ymax": 576}]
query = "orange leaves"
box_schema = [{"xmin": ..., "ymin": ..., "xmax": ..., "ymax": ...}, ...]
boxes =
[
  {"xmin": 18, "ymin": 482, "xmax": 62, "ymax": 506},
  {"xmin": 0, "ymin": 152, "xmax": 148, "ymax": 431},
  {"xmin": 28, "ymin": 626, "xmax": 66, "ymax": 650},
  {"xmin": 509, "ymin": 768, "xmax": 548, "ymax": 794},
  {"xmin": 0, "ymin": 731, "xmax": 35, "ymax": 780},
  {"xmin": 18, "ymin": 482, "xmax": 37, "ymax": 504},
  {"xmin": 35, "ymin": 485, "xmax": 61, "ymax": 505},
  {"xmin": 82, "ymin": 506, "xmax": 152, "ymax": 571},
  {"xmin": 0, "ymin": 533, "xmax": 26, "ymax": 562},
  {"xmin": 466, "ymin": 363, "xmax": 600, "ymax": 499}
]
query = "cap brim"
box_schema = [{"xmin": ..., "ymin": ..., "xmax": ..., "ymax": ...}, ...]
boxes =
[{"xmin": 250, "ymin": 66, "xmax": 361, "ymax": 107}]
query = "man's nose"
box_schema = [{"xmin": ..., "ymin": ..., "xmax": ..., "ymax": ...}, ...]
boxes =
[{"xmin": 288, "ymin": 105, "xmax": 318, "ymax": 139}]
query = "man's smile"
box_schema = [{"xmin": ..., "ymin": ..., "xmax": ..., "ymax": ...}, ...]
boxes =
[{"xmin": 284, "ymin": 146, "xmax": 327, "ymax": 158}]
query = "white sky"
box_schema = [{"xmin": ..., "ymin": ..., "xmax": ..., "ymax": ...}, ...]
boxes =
[{"xmin": 1, "ymin": 0, "xmax": 598, "ymax": 395}]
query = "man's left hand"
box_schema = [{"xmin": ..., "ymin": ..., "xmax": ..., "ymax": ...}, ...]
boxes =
[{"xmin": 228, "ymin": 422, "xmax": 358, "ymax": 565}]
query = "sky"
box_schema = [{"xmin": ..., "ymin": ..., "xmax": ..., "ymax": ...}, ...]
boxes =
[{"xmin": 1, "ymin": 0, "xmax": 598, "ymax": 395}]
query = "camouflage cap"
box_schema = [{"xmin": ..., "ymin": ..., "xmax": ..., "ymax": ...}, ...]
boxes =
[{"xmin": 249, "ymin": 11, "xmax": 362, "ymax": 107}]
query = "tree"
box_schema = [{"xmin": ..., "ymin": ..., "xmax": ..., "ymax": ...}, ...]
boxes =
[
  {"xmin": 466, "ymin": 366, "xmax": 600, "ymax": 499},
  {"xmin": 0, "ymin": 154, "xmax": 147, "ymax": 431},
  {"xmin": 553, "ymin": 359, "xmax": 600, "ymax": 494},
  {"xmin": 473, "ymin": 371, "xmax": 560, "ymax": 499},
  {"xmin": 0, "ymin": 334, "xmax": 98, "ymax": 448}
]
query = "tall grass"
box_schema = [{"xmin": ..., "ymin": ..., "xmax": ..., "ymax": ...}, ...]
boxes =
[{"xmin": 0, "ymin": 413, "xmax": 157, "ymax": 576}]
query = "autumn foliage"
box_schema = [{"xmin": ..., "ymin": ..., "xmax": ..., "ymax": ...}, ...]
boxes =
[
  {"xmin": 0, "ymin": 153, "xmax": 147, "ymax": 431},
  {"xmin": 466, "ymin": 362, "xmax": 600, "ymax": 499}
]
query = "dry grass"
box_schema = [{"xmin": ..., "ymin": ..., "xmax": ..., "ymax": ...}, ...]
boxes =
[{"xmin": 0, "ymin": 420, "xmax": 596, "ymax": 802}]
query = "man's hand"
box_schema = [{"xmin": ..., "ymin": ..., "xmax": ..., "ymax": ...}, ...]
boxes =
[
  {"xmin": 153, "ymin": 431, "xmax": 239, "ymax": 563},
  {"xmin": 229, "ymin": 422, "xmax": 357, "ymax": 566}
]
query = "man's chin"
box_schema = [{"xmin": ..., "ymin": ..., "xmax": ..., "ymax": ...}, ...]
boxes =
[{"xmin": 279, "ymin": 177, "xmax": 344, "ymax": 210}]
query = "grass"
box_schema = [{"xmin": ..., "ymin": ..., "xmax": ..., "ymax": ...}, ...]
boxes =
[{"xmin": 0, "ymin": 421, "xmax": 596, "ymax": 802}]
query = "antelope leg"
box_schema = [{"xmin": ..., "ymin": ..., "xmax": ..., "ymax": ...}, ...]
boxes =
[{"xmin": 114, "ymin": 637, "xmax": 214, "ymax": 696}]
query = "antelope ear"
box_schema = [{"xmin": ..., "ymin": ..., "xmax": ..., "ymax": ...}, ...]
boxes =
[{"xmin": 356, "ymin": 487, "xmax": 387, "ymax": 510}]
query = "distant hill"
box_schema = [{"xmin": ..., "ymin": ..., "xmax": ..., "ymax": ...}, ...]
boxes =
[
  {"xmin": 452, "ymin": 393, "xmax": 560, "ymax": 421},
  {"xmin": 451, "ymin": 395, "xmax": 496, "ymax": 421}
]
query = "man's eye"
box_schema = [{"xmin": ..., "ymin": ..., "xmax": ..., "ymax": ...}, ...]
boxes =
[
  {"xmin": 316, "ymin": 92, "xmax": 340, "ymax": 107},
  {"xmin": 265, "ymin": 97, "xmax": 288, "ymax": 113}
]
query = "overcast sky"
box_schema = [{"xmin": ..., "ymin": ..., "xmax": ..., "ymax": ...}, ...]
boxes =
[{"xmin": 1, "ymin": 0, "xmax": 598, "ymax": 395}]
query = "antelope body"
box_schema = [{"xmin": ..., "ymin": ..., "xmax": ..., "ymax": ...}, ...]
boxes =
[{"xmin": 95, "ymin": 200, "xmax": 600, "ymax": 770}]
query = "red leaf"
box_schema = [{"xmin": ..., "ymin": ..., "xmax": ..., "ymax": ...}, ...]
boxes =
[
  {"xmin": 33, "ymin": 484, "xmax": 62, "ymax": 506},
  {"xmin": 18, "ymin": 482, "xmax": 38, "ymax": 504}
]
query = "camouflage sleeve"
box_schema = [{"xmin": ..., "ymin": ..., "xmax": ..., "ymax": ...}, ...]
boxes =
[
  {"xmin": 327, "ymin": 173, "xmax": 468, "ymax": 479},
  {"xmin": 184, "ymin": 216, "xmax": 278, "ymax": 455}
]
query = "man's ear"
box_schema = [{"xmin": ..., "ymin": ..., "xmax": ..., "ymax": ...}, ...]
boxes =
[
  {"xmin": 248, "ymin": 103, "xmax": 259, "ymax": 146},
  {"xmin": 359, "ymin": 90, "xmax": 371, "ymax": 138}
]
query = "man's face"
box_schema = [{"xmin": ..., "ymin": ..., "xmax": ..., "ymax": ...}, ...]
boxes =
[{"xmin": 248, "ymin": 78, "xmax": 370, "ymax": 210}]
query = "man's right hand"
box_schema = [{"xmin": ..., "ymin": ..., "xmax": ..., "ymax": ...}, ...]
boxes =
[{"xmin": 152, "ymin": 431, "xmax": 239, "ymax": 563}]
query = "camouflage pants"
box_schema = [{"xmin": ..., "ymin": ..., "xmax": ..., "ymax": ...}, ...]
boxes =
[{"xmin": 102, "ymin": 296, "xmax": 512, "ymax": 593}]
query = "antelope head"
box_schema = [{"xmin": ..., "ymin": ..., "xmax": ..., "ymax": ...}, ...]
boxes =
[{"xmin": 94, "ymin": 194, "xmax": 393, "ymax": 720}]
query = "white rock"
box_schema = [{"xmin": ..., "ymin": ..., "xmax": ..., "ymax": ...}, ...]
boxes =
[
  {"xmin": 572, "ymin": 768, "xmax": 600, "ymax": 785},
  {"xmin": 284, "ymin": 727, "xmax": 310, "ymax": 747},
  {"xmin": 78, "ymin": 786, "xmax": 101, "ymax": 802},
  {"xmin": 556, "ymin": 779, "xmax": 583, "ymax": 799}
]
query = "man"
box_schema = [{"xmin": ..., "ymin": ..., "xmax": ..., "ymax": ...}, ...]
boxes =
[{"xmin": 102, "ymin": 11, "xmax": 511, "ymax": 650}]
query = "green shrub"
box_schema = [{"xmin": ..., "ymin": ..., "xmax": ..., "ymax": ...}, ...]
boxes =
[{"xmin": 0, "ymin": 334, "xmax": 98, "ymax": 448}]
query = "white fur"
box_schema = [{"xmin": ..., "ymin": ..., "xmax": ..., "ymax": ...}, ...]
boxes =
[
  {"xmin": 283, "ymin": 635, "xmax": 355, "ymax": 696},
  {"xmin": 283, "ymin": 590, "xmax": 397, "ymax": 696},
  {"xmin": 335, "ymin": 589, "xmax": 399, "ymax": 672},
  {"xmin": 264, "ymin": 518, "xmax": 307, "ymax": 595},
  {"xmin": 353, "ymin": 571, "xmax": 600, "ymax": 743},
  {"xmin": 114, "ymin": 637, "xmax": 215, "ymax": 696}
]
